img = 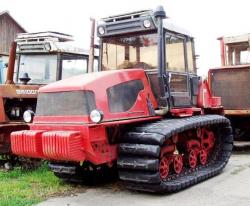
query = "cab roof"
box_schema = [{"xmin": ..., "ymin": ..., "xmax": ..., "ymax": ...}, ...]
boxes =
[{"xmin": 99, "ymin": 9, "xmax": 192, "ymax": 37}]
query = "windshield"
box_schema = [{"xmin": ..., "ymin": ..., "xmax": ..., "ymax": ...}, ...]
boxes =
[
  {"xmin": 61, "ymin": 55, "xmax": 88, "ymax": 79},
  {"xmin": 102, "ymin": 33, "xmax": 157, "ymax": 70},
  {"xmin": 226, "ymin": 44, "xmax": 250, "ymax": 65},
  {"xmin": 17, "ymin": 54, "xmax": 57, "ymax": 84}
]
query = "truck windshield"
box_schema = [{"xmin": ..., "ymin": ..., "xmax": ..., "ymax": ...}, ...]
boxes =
[
  {"xmin": 102, "ymin": 33, "xmax": 157, "ymax": 70},
  {"xmin": 61, "ymin": 55, "xmax": 88, "ymax": 79},
  {"xmin": 17, "ymin": 54, "xmax": 57, "ymax": 84}
]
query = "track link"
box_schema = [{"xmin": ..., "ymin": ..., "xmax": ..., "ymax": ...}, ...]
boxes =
[{"xmin": 117, "ymin": 115, "xmax": 233, "ymax": 193}]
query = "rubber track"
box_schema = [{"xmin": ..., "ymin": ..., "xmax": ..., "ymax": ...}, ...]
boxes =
[{"xmin": 117, "ymin": 115, "xmax": 233, "ymax": 193}]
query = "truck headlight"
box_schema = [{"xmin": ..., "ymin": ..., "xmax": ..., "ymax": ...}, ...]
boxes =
[
  {"xmin": 23, "ymin": 110, "xmax": 35, "ymax": 123},
  {"xmin": 143, "ymin": 19, "xmax": 151, "ymax": 28},
  {"xmin": 90, "ymin": 109, "xmax": 103, "ymax": 123},
  {"xmin": 98, "ymin": 26, "xmax": 105, "ymax": 35},
  {"xmin": 44, "ymin": 43, "xmax": 51, "ymax": 51},
  {"xmin": 11, "ymin": 107, "xmax": 20, "ymax": 117}
]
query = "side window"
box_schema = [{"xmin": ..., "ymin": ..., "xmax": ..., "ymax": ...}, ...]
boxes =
[
  {"xmin": 107, "ymin": 80, "xmax": 144, "ymax": 113},
  {"xmin": 166, "ymin": 34, "xmax": 185, "ymax": 72},
  {"xmin": 186, "ymin": 39, "xmax": 195, "ymax": 73},
  {"xmin": 61, "ymin": 55, "xmax": 88, "ymax": 79}
]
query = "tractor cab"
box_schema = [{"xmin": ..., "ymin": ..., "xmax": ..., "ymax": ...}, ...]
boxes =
[
  {"xmin": 14, "ymin": 31, "xmax": 98, "ymax": 85},
  {"xmin": 97, "ymin": 7, "xmax": 198, "ymax": 110}
]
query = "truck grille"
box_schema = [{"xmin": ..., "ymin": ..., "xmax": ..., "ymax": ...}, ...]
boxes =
[
  {"xmin": 210, "ymin": 67, "xmax": 250, "ymax": 109},
  {"xmin": 36, "ymin": 91, "xmax": 96, "ymax": 116}
]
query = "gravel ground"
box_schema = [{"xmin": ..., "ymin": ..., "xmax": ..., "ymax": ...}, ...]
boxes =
[{"xmin": 37, "ymin": 151, "xmax": 250, "ymax": 206}]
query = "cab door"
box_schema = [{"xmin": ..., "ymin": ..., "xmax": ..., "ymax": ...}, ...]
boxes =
[{"xmin": 165, "ymin": 33, "xmax": 197, "ymax": 107}]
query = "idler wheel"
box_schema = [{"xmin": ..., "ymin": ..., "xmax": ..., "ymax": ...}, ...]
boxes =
[
  {"xmin": 188, "ymin": 150, "xmax": 197, "ymax": 169},
  {"xmin": 159, "ymin": 156, "xmax": 169, "ymax": 179},
  {"xmin": 199, "ymin": 149, "xmax": 208, "ymax": 165},
  {"xmin": 173, "ymin": 155, "xmax": 183, "ymax": 174}
]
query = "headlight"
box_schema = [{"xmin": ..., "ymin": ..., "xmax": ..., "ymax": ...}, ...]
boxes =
[
  {"xmin": 143, "ymin": 19, "xmax": 151, "ymax": 28},
  {"xmin": 98, "ymin": 26, "xmax": 105, "ymax": 35},
  {"xmin": 44, "ymin": 43, "xmax": 51, "ymax": 51},
  {"xmin": 11, "ymin": 107, "xmax": 20, "ymax": 117},
  {"xmin": 23, "ymin": 110, "xmax": 35, "ymax": 123},
  {"xmin": 90, "ymin": 109, "xmax": 103, "ymax": 123}
]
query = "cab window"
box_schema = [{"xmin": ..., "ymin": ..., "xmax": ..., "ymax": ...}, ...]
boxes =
[
  {"xmin": 61, "ymin": 55, "xmax": 88, "ymax": 79},
  {"xmin": 166, "ymin": 34, "xmax": 185, "ymax": 72},
  {"xmin": 102, "ymin": 33, "xmax": 157, "ymax": 70}
]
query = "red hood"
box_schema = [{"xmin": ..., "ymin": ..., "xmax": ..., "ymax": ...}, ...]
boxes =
[{"xmin": 39, "ymin": 69, "xmax": 146, "ymax": 93}]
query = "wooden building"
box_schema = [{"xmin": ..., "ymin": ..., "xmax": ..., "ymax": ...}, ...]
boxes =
[{"xmin": 0, "ymin": 11, "xmax": 26, "ymax": 63}]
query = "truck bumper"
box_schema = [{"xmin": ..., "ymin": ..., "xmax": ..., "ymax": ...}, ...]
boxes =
[{"xmin": 11, "ymin": 130, "xmax": 85, "ymax": 161}]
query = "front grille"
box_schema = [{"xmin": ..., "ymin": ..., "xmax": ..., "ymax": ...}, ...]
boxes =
[
  {"xmin": 106, "ymin": 19, "xmax": 145, "ymax": 35},
  {"xmin": 101, "ymin": 17, "xmax": 156, "ymax": 37},
  {"xmin": 210, "ymin": 67, "xmax": 250, "ymax": 109},
  {"xmin": 36, "ymin": 91, "xmax": 96, "ymax": 116},
  {"xmin": 18, "ymin": 43, "xmax": 46, "ymax": 52}
]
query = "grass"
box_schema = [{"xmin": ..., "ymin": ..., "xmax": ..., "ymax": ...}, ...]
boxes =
[{"xmin": 0, "ymin": 163, "xmax": 82, "ymax": 206}]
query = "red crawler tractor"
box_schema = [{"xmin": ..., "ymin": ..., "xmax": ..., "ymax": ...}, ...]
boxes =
[{"xmin": 11, "ymin": 6, "xmax": 233, "ymax": 193}]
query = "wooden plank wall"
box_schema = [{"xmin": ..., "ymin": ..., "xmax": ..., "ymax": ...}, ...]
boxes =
[{"xmin": 0, "ymin": 14, "xmax": 25, "ymax": 55}]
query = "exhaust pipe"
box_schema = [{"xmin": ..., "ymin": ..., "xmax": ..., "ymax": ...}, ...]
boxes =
[
  {"xmin": 5, "ymin": 41, "xmax": 17, "ymax": 84},
  {"xmin": 88, "ymin": 18, "xmax": 96, "ymax": 73}
]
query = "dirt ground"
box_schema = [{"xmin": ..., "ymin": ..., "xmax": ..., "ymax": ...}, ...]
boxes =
[{"xmin": 37, "ymin": 149, "xmax": 250, "ymax": 206}]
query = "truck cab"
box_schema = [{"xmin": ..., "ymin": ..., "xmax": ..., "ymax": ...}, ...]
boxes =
[{"xmin": 15, "ymin": 31, "xmax": 98, "ymax": 85}]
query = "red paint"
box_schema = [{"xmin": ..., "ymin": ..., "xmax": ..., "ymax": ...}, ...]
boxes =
[
  {"xmin": 34, "ymin": 69, "xmax": 158, "ymax": 124},
  {"xmin": 12, "ymin": 123, "xmax": 118, "ymax": 164},
  {"xmin": 10, "ymin": 68, "xmax": 221, "ymax": 167},
  {"xmin": 160, "ymin": 144, "xmax": 175, "ymax": 157},
  {"xmin": 200, "ymin": 128, "xmax": 215, "ymax": 151},
  {"xmin": 197, "ymin": 80, "xmax": 221, "ymax": 108},
  {"xmin": 186, "ymin": 139, "xmax": 200, "ymax": 152},
  {"xmin": 159, "ymin": 156, "xmax": 169, "ymax": 179},
  {"xmin": 199, "ymin": 149, "xmax": 208, "ymax": 165},
  {"xmin": 171, "ymin": 108, "xmax": 201, "ymax": 117},
  {"xmin": 218, "ymin": 37, "xmax": 226, "ymax": 66},
  {"xmin": 42, "ymin": 131, "xmax": 84, "ymax": 161},
  {"xmin": 11, "ymin": 130, "xmax": 44, "ymax": 158},
  {"xmin": 173, "ymin": 155, "xmax": 183, "ymax": 174},
  {"xmin": 188, "ymin": 150, "xmax": 198, "ymax": 168}
]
